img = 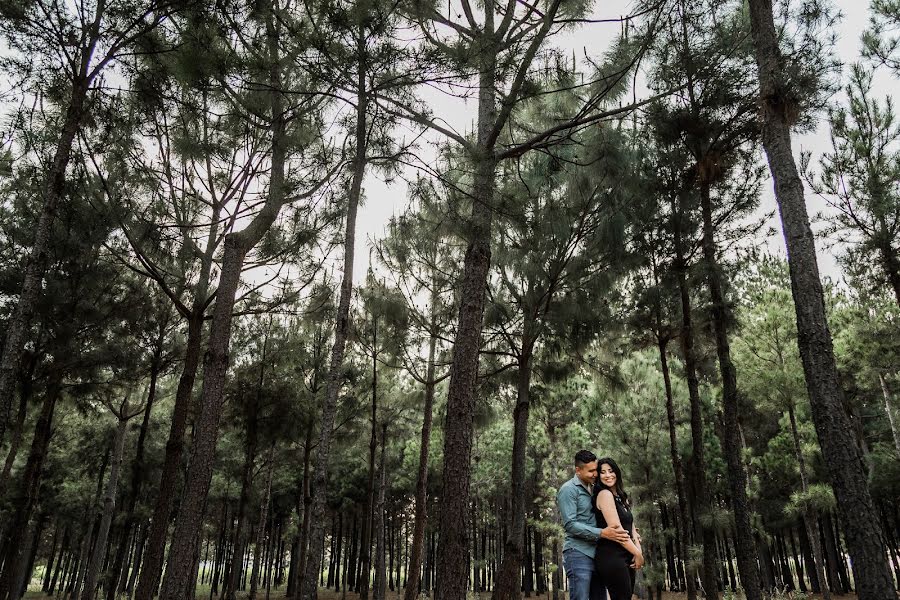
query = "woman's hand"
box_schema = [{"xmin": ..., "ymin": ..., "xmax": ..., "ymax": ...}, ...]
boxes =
[{"xmin": 630, "ymin": 552, "xmax": 644, "ymax": 570}]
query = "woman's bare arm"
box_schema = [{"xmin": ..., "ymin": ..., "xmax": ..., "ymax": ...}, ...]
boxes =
[{"xmin": 596, "ymin": 490, "xmax": 641, "ymax": 557}]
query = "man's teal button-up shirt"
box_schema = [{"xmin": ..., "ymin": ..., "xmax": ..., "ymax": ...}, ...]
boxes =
[{"xmin": 556, "ymin": 475, "xmax": 601, "ymax": 558}]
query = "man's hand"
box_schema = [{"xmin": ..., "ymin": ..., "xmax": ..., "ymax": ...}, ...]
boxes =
[
  {"xmin": 600, "ymin": 525, "xmax": 630, "ymax": 544},
  {"xmin": 630, "ymin": 552, "xmax": 644, "ymax": 570},
  {"xmin": 633, "ymin": 527, "xmax": 642, "ymax": 544}
]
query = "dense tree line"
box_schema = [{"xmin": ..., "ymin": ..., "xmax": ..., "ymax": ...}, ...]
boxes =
[{"xmin": 0, "ymin": 0, "xmax": 898, "ymax": 599}]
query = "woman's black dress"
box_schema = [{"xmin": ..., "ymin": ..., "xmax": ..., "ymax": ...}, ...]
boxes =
[{"xmin": 591, "ymin": 486, "xmax": 635, "ymax": 600}]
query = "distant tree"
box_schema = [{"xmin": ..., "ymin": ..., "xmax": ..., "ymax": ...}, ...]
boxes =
[
  {"xmin": 732, "ymin": 256, "xmax": 830, "ymax": 598},
  {"xmin": 376, "ymin": 183, "xmax": 458, "ymax": 600},
  {"xmin": 296, "ymin": 0, "xmax": 411, "ymax": 591},
  {"xmin": 647, "ymin": 0, "xmax": 773, "ymax": 593},
  {"xmin": 803, "ymin": 63, "xmax": 900, "ymax": 306}
]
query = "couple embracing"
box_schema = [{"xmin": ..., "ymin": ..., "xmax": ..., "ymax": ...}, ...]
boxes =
[{"xmin": 556, "ymin": 450, "xmax": 643, "ymax": 600}]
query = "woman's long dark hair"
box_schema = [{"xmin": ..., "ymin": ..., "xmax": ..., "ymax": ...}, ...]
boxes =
[{"xmin": 596, "ymin": 457, "xmax": 629, "ymax": 507}]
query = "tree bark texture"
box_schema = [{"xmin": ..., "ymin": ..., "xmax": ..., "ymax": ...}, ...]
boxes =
[{"xmin": 435, "ymin": 50, "xmax": 498, "ymax": 600}]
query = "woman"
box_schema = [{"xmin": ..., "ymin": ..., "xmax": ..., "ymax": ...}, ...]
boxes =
[{"xmin": 592, "ymin": 457, "xmax": 642, "ymax": 600}]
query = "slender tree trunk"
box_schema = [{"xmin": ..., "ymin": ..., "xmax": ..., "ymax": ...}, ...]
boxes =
[
  {"xmin": 658, "ymin": 338, "xmax": 698, "ymax": 600},
  {"xmin": 226, "ymin": 395, "xmax": 259, "ymax": 600},
  {"xmin": 373, "ymin": 425, "xmax": 388, "ymax": 600},
  {"xmin": 50, "ymin": 529, "xmax": 72, "ymax": 595},
  {"xmin": 757, "ymin": 534, "xmax": 776, "ymax": 591},
  {"xmin": 299, "ymin": 27, "xmax": 368, "ymax": 600},
  {"xmin": 71, "ymin": 522, "xmax": 95, "ymax": 600},
  {"xmin": 108, "ymin": 353, "xmax": 162, "ymax": 600},
  {"xmin": 81, "ymin": 408, "xmax": 131, "ymax": 600},
  {"xmin": 787, "ymin": 403, "xmax": 830, "ymax": 600},
  {"xmin": 134, "ymin": 315, "xmax": 204, "ymax": 600},
  {"xmin": 127, "ymin": 527, "xmax": 146, "ymax": 596},
  {"xmin": 492, "ymin": 344, "xmax": 534, "ymax": 600},
  {"xmin": 249, "ymin": 447, "xmax": 276, "ymax": 600},
  {"xmin": 44, "ymin": 524, "xmax": 63, "ymax": 593},
  {"xmin": 158, "ymin": 233, "xmax": 248, "ymax": 600},
  {"xmin": 358, "ymin": 324, "xmax": 379, "ymax": 600},
  {"xmin": 0, "ymin": 384, "xmax": 61, "ymax": 600},
  {"xmin": 746, "ymin": 2, "xmax": 897, "ymax": 596},
  {"xmin": 211, "ymin": 502, "xmax": 230, "ymax": 598},
  {"xmin": 403, "ymin": 311, "xmax": 439, "ymax": 600},
  {"xmin": 671, "ymin": 197, "xmax": 719, "ymax": 599},
  {"xmin": 295, "ymin": 423, "xmax": 315, "ymax": 596},
  {"xmin": 699, "ymin": 183, "xmax": 762, "ymax": 600}
]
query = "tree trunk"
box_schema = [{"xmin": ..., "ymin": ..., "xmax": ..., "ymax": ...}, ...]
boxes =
[
  {"xmin": 299, "ymin": 26, "xmax": 368, "ymax": 600},
  {"xmin": 403, "ymin": 309, "xmax": 439, "ymax": 600},
  {"xmin": 0, "ymin": 373, "xmax": 32, "ymax": 492},
  {"xmin": 44, "ymin": 524, "xmax": 63, "ymax": 593},
  {"xmin": 249, "ymin": 447, "xmax": 276, "ymax": 600},
  {"xmin": 358, "ymin": 323, "xmax": 379, "ymax": 600},
  {"xmin": 157, "ymin": 237, "xmax": 248, "ymax": 600},
  {"xmin": 671, "ymin": 196, "xmax": 719, "ymax": 599},
  {"xmin": 373, "ymin": 425, "xmax": 388, "ymax": 600},
  {"xmin": 50, "ymin": 529, "xmax": 71, "ymax": 595},
  {"xmin": 658, "ymin": 338, "xmax": 697, "ymax": 600},
  {"xmin": 107, "ymin": 352, "xmax": 163, "ymax": 600},
  {"xmin": 158, "ymin": 13, "xmax": 291, "ymax": 593},
  {"xmin": 0, "ymin": 384, "xmax": 60, "ymax": 600},
  {"xmin": 435, "ymin": 43, "xmax": 498, "ymax": 600},
  {"xmin": 134, "ymin": 316, "xmax": 204, "ymax": 600},
  {"xmin": 81, "ymin": 408, "xmax": 131, "ymax": 600},
  {"xmin": 746, "ymin": 2, "xmax": 897, "ymax": 596},
  {"xmin": 699, "ymin": 183, "xmax": 762, "ymax": 600},
  {"xmin": 787, "ymin": 403, "xmax": 830, "ymax": 599},
  {"xmin": 492, "ymin": 344, "xmax": 534, "ymax": 600},
  {"xmin": 0, "ymin": 75, "xmax": 90, "ymax": 444},
  {"xmin": 226, "ymin": 390, "xmax": 260, "ymax": 600}
]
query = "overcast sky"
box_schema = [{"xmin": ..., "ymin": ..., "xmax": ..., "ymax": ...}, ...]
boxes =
[{"xmin": 349, "ymin": 0, "xmax": 900, "ymax": 286}]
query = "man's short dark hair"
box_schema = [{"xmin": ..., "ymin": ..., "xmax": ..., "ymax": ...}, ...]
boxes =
[{"xmin": 574, "ymin": 450, "xmax": 597, "ymax": 467}]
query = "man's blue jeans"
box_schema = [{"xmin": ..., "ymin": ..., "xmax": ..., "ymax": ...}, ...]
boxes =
[{"xmin": 563, "ymin": 548, "xmax": 608, "ymax": 600}]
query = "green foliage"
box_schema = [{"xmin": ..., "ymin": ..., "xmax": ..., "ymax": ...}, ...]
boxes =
[{"xmin": 803, "ymin": 62, "xmax": 900, "ymax": 298}]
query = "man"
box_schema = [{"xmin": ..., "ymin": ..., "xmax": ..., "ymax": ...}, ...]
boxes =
[{"xmin": 557, "ymin": 450, "xmax": 630, "ymax": 600}]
